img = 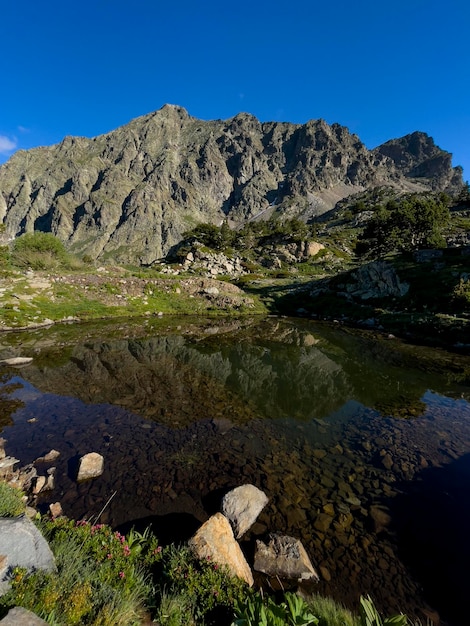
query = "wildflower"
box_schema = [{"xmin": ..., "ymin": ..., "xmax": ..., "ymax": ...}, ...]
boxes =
[
  {"xmin": 107, "ymin": 553, "xmax": 112, "ymax": 559},
  {"xmin": 119, "ymin": 571, "xmax": 125, "ymax": 579}
]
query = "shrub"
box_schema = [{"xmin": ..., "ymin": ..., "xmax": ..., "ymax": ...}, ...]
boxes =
[
  {"xmin": 356, "ymin": 194, "xmax": 449, "ymax": 257},
  {"xmin": 157, "ymin": 544, "xmax": 247, "ymax": 624},
  {"xmin": 11, "ymin": 232, "xmax": 69, "ymax": 270}
]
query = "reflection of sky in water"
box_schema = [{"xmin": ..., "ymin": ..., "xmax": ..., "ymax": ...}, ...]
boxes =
[{"xmin": 8, "ymin": 375, "xmax": 43, "ymax": 402}]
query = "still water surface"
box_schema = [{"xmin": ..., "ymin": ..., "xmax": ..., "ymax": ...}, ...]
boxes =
[{"xmin": 1, "ymin": 316, "xmax": 470, "ymax": 625}]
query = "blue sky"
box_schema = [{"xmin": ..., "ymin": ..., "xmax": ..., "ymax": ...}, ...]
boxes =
[{"xmin": 1, "ymin": 0, "xmax": 469, "ymax": 180}]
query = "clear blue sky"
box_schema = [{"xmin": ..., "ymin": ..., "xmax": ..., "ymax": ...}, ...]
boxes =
[{"xmin": 1, "ymin": 0, "xmax": 469, "ymax": 180}]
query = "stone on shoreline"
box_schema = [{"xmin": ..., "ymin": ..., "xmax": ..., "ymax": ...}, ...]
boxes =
[{"xmin": 189, "ymin": 513, "xmax": 254, "ymax": 586}]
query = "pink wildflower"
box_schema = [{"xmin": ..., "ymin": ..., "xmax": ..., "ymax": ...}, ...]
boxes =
[{"xmin": 119, "ymin": 571, "xmax": 125, "ymax": 579}]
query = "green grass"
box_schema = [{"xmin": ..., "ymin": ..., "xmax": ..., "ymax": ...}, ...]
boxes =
[
  {"xmin": 0, "ymin": 481, "xmax": 25, "ymax": 517},
  {"xmin": 0, "ymin": 518, "xmax": 161, "ymax": 626},
  {"xmin": 307, "ymin": 594, "xmax": 357, "ymax": 626}
]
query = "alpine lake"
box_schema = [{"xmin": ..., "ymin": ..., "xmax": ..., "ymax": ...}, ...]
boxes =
[{"xmin": 1, "ymin": 315, "xmax": 469, "ymax": 626}]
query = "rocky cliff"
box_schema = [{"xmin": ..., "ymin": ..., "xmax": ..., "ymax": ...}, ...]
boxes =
[{"xmin": 0, "ymin": 105, "xmax": 463, "ymax": 264}]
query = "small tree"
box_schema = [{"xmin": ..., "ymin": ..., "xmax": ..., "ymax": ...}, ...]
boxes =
[{"xmin": 357, "ymin": 193, "xmax": 449, "ymax": 256}]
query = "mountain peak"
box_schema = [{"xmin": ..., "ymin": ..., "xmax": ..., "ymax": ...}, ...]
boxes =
[{"xmin": 0, "ymin": 108, "xmax": 463, "ymax": 264}]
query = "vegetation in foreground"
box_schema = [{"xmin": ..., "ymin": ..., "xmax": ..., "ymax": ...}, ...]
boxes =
[{"xmin": 0, "ymin": 481, "xmax": 427, "ymax": 626}]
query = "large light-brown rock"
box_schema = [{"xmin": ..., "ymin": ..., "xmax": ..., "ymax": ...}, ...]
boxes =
[
  {"xmin": 77, "ymin": 452, "xmax": 104, "ymax": 481},
  {"xmin": 189, "ymin": 513, "xmax": 253, "ymax": 586},
  {"xmin": 221, "ymin": 484, "xmax": 269, "ymax": 539}
]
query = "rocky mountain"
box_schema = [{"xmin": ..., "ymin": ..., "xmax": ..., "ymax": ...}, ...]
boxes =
[{"xmin": 0, "ymin": 105, "xmax": 464, "ymax": 264}]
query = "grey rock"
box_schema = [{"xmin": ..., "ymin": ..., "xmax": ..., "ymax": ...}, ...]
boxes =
[
  {"xmin": 0, "ymin": 516, "xmax": 56, "ymax": 595},
  {"xmin": 0, "ymin": 606, "xmax": 48, "ymax": 625},
  {"xmin": 221, "ymin": 484, "xmax": 269, "ymax": 538},
  {"xmin": 0, "ymin": 357, "xmax": 33, "ymax": 367},
  {"xmin": 348, "ymin": 261, "xmax": 409, "ymax": 300},
  {"xmin": 254, "ymin": 533, "xmax": 319, "ymax": 583}
]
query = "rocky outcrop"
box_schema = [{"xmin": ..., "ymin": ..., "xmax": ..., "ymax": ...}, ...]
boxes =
[
  {"xmin": 178, "ymin": 245, "xmax": 246, "ymax": 277},
  {"xmin": 345, "ymin": 261, "xmax": 409, "ymax": 300},
  {"xmin": 0, "ymin": 106, "xmax": 463, "ymax": 264},
  {"xmin": 374, "ymin": 131, "xmax": 463, "ymax": 192}
]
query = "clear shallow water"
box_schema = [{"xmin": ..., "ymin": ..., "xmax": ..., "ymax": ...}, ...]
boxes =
[{"xmin": 1, "ymin": 317, "xmax": 470, "ymax": 625}]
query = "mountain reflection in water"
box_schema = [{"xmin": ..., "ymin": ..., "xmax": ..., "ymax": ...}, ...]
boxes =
[{"xmin": 1, "ymin": 317, "xmax": 469, "ymax": 626}]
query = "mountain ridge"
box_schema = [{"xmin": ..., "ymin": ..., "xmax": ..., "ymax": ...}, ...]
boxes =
[{"xmin": 0, "ymin": 104, "xmax": 463, "ymax": 264}]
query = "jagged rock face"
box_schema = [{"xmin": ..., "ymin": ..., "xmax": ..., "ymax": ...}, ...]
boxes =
[
  {"xmin": 374, "ymin": 131, "xmax": 463, "ymax": 191},
  {"xmin": 0, "ymin": 105, "xmax": 463, "ymax": 264}
]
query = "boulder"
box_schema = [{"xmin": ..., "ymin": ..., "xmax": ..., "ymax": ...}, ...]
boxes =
[
  {"xmin": 0, "ymin": 457, "xmax": 20, "ymax": 480},
  {"xmin": 189, "ymin": 513, "xmax": 253, "ymax": 586},
  {"xmin": 347, "ymin": 261, "xmax": 409, "ymax": 300},
  {"xmin": 0, "ymin": 606, "xmax": 48, "ymax": 625},
  {"xmin": 77, "ymin": 452, "xmax": 104, "ymax": 481},
  {"xmin": 0, "ymin": 516, "xmax": 56, "ymax": 595},
  {"xmin": 254, "ymin": 533, "xmax": 319, "ymax": 583},
  {"xmin": 221, "ymin": 484, "xmax": 269, "ymax": 539},
  {"xmin": 0, "ymin": 357, "xmax": 33, "ymax": 367}
]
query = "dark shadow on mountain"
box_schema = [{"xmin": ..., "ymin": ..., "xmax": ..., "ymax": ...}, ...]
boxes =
[{"xmin": 389, "ymin": 453, "xmax": 470, "ymax": 626}]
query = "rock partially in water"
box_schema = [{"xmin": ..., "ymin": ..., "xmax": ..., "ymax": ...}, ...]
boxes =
[
  {"xmin": 254, "ymin": 533, "xmax": 319, "ymax": 583},
  {"xmin": 34, "ymin": 449, "xmax": 60, "ymax": 463},
  {"xmin": 189, "ymin": 513, "xmax": 254, "ymax": 586},
  {"xmin": 77, "ymin": 452, "xmax": 104, "ymax": 481},
  {"xmin": 221, "ymin": 484, "xmax": 269, "ymax": 538}
]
